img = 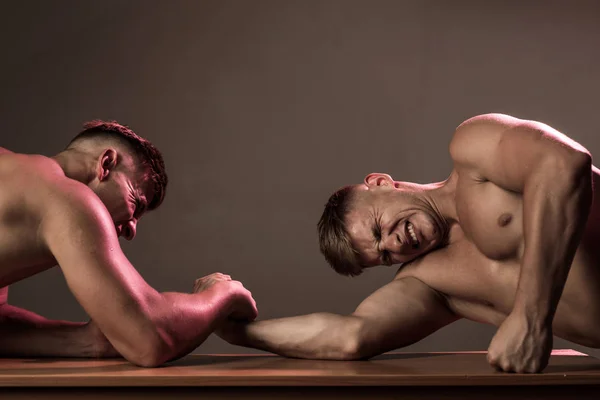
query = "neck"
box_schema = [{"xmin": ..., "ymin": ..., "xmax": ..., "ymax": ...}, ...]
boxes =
[
  {"xmin": 51, "ymin": 149, "xmax": 96, "ymax": 185},
  {"xmin": 415, "ymin": 172, "xmax": 459, "ymax": 242}
]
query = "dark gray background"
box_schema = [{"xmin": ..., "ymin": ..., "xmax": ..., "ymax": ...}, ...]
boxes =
[{"xmin": 2, "ymin": 0, "xmax": 599, "ymax": 357}]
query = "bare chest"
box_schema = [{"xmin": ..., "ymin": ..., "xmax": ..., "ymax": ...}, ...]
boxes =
[{"xmin": 455, "ymin": 175, "xmax": 524, "ymax": 261}]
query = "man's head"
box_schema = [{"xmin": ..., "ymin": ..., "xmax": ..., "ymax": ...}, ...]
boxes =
[
  {"xmin": 66, "ymin": 120, "xmax": 168, "ymax": 240},
  {"xmin": 318, "ymin": 173, "xmax": 446, "ymax": 276}
]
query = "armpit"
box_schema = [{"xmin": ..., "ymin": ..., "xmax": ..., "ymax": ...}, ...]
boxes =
[{"xmin": 446, "ymin": 296, "xmax": 505, "ymax": 326}]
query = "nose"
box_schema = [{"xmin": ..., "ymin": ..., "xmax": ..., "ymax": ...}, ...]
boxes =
[{"xmin": 118, "ymin": 220, "xmax": 137, "ymax": 241}]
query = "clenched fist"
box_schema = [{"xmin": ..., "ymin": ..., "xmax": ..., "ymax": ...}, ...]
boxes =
[
  {"xmin": 193, "ymin": 273, "xmax": 258, "ymax": 322},
  {"xmin": 193, "ymin": 273, "xmax": 232, "ymax": 293},
  {"xmin": 487, "ymin": 311, "xmax": 553, "ymax": 373}
]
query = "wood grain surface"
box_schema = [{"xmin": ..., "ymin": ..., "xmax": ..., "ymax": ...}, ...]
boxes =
[{"xmin": 0, "ymin": 350, "xmax": 598, "ymax": 399}]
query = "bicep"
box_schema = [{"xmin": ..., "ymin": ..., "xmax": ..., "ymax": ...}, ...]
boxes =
[
  {"xmin": 40, "ymin": 188, "xmax": 159, "ymax": 349},
  {"xmin": 351, "ymin": 277, "xmax": 459, "ymax": 356},
  {"xmin": 450, "ymin": 113, "xmax": 589, "ymax": 192}
]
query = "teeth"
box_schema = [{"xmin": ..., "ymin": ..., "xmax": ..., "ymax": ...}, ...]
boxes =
[{"xmin": 407, "ymin": 222, "xmax": 418, "ymax": 243}]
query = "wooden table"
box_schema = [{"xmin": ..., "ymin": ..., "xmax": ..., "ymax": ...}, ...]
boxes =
[{"xmin": 1, "ymin": 349, "xmax": 599, "ymax": 399}]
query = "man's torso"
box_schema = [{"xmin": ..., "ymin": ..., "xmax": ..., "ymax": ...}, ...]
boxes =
[{"xmin": 397, "ymin": 166, "xmax": 600, "ymax": 347}]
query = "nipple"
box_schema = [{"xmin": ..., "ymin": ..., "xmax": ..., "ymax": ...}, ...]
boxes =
[{"xmin": 497, "ymin": 213, "xmax": 512, "ymax": 227}]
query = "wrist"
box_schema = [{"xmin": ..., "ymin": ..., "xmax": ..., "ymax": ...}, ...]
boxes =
[
  {"xmin": 510, "ymin": 303, "xmax": 553, "ymax": 333},
  {"xmin": 221, "ymin": 282, "xmax": 248, "ymax": 316},
  {"xmin": 216, "ymin": 320, "xmax": 251, "ymax": 347},
  {"xmin": 198, "ymin": 282, "xmax": 242, "ymax": 320}
]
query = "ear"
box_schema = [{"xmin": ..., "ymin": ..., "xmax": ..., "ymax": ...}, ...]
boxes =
[
  {"xmin": 364, "ymin": 173, "xmax": 395, "ymax": 188},
  {"xmin": 97, "ymin": 148, "xmax": 118, "ymax": 181}
]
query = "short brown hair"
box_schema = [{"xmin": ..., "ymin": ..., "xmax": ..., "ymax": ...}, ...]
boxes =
[
  {"xmin": 69, "ymin": 120, "xmax": 168, "ymax": 210},
  {"xmin": 317, "ymin": 185, "xmax": 364, "ymax": 277}
]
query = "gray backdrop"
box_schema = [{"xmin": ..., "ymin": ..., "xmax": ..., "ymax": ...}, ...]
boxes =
[{"xmin": 2, "ymin": 0, "xmax": 600, "ymax": 357}]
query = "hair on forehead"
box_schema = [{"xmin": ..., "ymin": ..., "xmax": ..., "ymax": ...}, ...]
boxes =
[{"xmin": 317, "ymin": 184, "xmax": 366, "ymax": 277}]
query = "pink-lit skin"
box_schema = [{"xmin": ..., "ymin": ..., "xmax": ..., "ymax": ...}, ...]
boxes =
[{"xmin": 0, "ymin": 137, "xmax": 257, "ymax": 366}]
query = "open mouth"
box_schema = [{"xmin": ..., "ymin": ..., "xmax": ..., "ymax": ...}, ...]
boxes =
[{"xmin": 406, "ymin": 221, "xmax": 420, "ymax": 249}]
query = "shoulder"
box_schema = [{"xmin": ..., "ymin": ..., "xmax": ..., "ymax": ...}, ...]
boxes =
[
  {"xmin": 0, "ymin": 152, "xmax": 62, "ymax": 177},
  {"xmin": 392, "ymin": 236, "xmax": 477, "ymax": 284},
  {"xmin": 38, "ymin": 178, "xmax": 117, "ymax": 258},
  {"xmin": 0, "ymin": 154, "xmax": 93, "ymax": 211},
  {"xmin": 449, "ymin": 113, "xmax": 523, "ymax": 167},
  {"xmin": 40, "ymin": 175, "xmax": 111, "ymax": 232},
  {"xmin": 455, "ymin": 113, "xmax": 521, "ymax": 131},
  {"xmin": 6, "ymin": 157, "xmax": 115, "ymax": 239}
]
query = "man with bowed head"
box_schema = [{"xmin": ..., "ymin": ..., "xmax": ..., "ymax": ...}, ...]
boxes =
[{"xmin": 0, "ymin": 121, "xmax": 257, "ymax": 366}]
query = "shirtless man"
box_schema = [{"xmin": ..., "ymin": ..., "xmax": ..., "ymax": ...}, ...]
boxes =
[
  {"xmin": 217, "ymin": 113, "xmax": 598, "ymax": 373},
  {"xmin": 0, "ymin": 121, "xmax": 257, "ymax": 366}
]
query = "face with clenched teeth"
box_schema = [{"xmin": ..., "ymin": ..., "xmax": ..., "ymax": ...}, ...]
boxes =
[{"xmin": 344, "ymin": 173, "xmax": 445, "ymax": 269}]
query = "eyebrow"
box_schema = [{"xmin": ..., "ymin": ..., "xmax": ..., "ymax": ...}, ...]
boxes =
[
  {"xmin": 371, "ymin": 219, "xmax": 381, "ymax": 241},
  {"xmin": 370, "ymin": 218, "xmax": 391, "ymax": 266},
  {"xmin": 134, "ymin": 195, "xmax": 148, "ymax": 218}
]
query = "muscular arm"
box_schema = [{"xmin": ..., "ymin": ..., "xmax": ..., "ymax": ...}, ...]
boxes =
[
  {"xmin": 38, "ymin": 183, "xmax": 248, "ymax": 367},
  {"xmin": 450, "ymin": 113, "xmax": 593, "ymax": 371},
  {"xmin": 219, "ymin": 277, "xmax": 459, "ymax": 360}
]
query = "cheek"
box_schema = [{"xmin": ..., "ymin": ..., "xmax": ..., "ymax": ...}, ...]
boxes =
[
  {"xmin": 414, "ymin": 213, "xmax": 436, "ymax": 238},
  {"xmin": 106, "ymin": 191, "xmax": 128, "ymax": 215}
]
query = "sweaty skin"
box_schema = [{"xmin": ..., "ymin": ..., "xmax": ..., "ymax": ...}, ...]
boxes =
[
  {"xmin": 0, "ymin": 146, "xmax": 257, "ymax": 366},
  {"xmin": 217, "ymin": 113, "xmax": 599, "ymax": 373}
]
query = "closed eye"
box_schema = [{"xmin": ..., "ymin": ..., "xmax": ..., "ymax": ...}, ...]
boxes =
[
  {"xmin": 373, "ymin": 218, "xmax": 392, "ymax": 265},
  {"xmin": 134, "ymin": 197, "xmax": 148, "ymax": 219},
  {"xmin": 372, "ymin": 218, "xmax": 382, "ymax": 241}
]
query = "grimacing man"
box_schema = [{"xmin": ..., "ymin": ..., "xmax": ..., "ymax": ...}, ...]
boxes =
[{"xmin": 217, "ymin": 113, "xmax": 598, "ymax": 373}]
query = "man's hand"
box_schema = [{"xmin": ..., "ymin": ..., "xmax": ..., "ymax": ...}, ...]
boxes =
[
  {"xmin": 215, "ymin": 318, "xmax": 249, "ymax": 346},
  {"xmin": 193, "ymin": 273, "xmax": 232, "ymax": 293},
  {"xmin": 487, "ymin": 311, "xmax": 553, "ymax": 373},
  {"xmin": 193, "ymin": 273, "xmax": 258, "ymax": 322}
]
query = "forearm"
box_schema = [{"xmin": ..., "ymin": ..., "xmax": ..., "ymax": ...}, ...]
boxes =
[
  {"xmin": 147, "ymin": 286, "xmax": 241, "ymax": 364},
  {"xmin": 0, "ymin": 304, "xmax": 96, "ymax": 357},
  {"xmin": 225, "ymin": 313, "xmax": 360, "ymax": 360},
  {"xmin": 515, "ymin": 154, "xmax": 593, "ymax": 323}
]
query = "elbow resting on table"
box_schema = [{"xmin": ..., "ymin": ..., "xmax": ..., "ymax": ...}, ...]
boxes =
[
  {"xmin": 334, "ymin": 317, "xmax": 380, "ymax": 361},
  {"xmin": 119, "ymin": 333, "xmax": 168, "ymax": 368}
]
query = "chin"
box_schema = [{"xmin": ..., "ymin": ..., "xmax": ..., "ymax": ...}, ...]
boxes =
[{"xmin": 414, "ymin": 240, "xmax": 438, "ymax": 260}]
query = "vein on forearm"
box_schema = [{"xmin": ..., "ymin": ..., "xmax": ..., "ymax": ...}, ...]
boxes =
[{"xmin": 515, "ymin": 156, "xmax": 592, "ymax": 323}]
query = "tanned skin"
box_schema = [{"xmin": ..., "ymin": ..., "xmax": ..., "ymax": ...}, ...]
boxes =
[
  {"xmin": 0, "ymin": 144, "xmax": 257, "ymax": 367},
  {"xmin": 217, "ymin": 113, "xmax": 598, "ymax": 373}
]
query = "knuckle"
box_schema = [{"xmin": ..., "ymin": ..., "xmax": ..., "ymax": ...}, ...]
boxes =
[{"xmin": 529, "ymin": 364, "xmax": 540, "ymax": 373}]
